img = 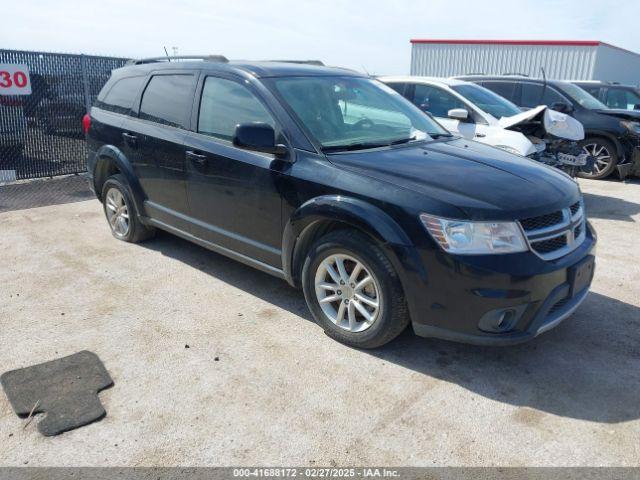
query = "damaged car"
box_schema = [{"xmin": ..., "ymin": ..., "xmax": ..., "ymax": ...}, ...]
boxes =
[
  {"xmin": 381, "ymin": 77, "xmax": 592, "ymax": 177},
  {"xmin": 457, "ymin": 75, "xmax": 640, "ymax": 180}
]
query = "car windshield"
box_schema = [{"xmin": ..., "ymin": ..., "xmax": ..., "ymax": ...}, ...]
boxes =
[
  {"xmin": 451, "ymin": 83, "xmax": 522, "ymax": 119},
  {"xmin": 558, "ymin": 83, "xmax": 608, "ymax": 110},
  {"xmin": 271, "ymin": 76, "xmax": 450, "ymax": 151}
]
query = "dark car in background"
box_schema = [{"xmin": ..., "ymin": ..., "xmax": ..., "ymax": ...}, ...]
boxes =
[
  {"xmin": 458, "ymin": 75, "xmax": 640, "ymax": 179},
  {"xmin": 574, "ymin": 81, "xmax": 640, "ymax": 111},
  {"xmin": 85, "ymin": 57, "xmax": 595, "ymax": 348}
]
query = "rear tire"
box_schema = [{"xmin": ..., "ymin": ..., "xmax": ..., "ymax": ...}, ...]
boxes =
[
  {"xmin": 302, "ymin": 229, "xmax": 409, "ymax": 349},
  {"xmin": 578, "ymin": 138, "xmax": 619, "ymax": 180},
  {"xmin": 102, "ymin": 174, "xmax": 155, "ymax": 243}
]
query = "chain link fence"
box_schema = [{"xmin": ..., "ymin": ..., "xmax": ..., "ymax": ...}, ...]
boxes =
[{"xmin": 0, "ymin": 49, "xmax": 128, "ymax": 182}]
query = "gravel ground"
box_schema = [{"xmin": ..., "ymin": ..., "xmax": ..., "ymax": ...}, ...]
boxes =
[{"xmin": 0, "ymin": 178, "xmax": 638, "ymax": 466}]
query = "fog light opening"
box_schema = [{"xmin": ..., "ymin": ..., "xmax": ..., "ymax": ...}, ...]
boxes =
[{"xmin": 478, "ymin": 304, "xmax": 528, "ymax": 334}]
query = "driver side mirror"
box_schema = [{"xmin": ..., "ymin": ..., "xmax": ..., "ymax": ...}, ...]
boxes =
[
  {"xmin": 448, "ymin": 108, "xmax": 472, "ymax": 122},
  {"xmin": 550, "ymin": 102, "xmax": 574, "ymax": 114},
  {"xmin": 233, "ymin": 123, "xmax": 288, "ymax": 158}
]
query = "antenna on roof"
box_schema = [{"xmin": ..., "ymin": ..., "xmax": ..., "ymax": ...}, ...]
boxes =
[
  {"xmin": 539, "ymin": 67, "xmax": 547, "ymax": 105},
  {"xmin": 361, "ymin": 65, "xmax": 370, "ymax": 76},
  {"xmin": 163, "ymin": 46, "xmax": 171, "ymax": 62}
]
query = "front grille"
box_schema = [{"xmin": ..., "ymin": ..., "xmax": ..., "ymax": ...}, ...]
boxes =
[
  {"xmin": 570, "ymin": 201, "xmax": 581, "ymax": 216},
  {"xmin": 518, "ymin": 199, "xmax": 585, "ymax": 261},
  {"xmin": 531, "ymin": 236, "xmax": 567, "ymax": 254},
  {"xmin": 520, "ymin": 211, "xmax": 564, "ymax": 232},
  {"xmin": 574, "ymin": 223, "xmax": 582, "ymax": 238}
]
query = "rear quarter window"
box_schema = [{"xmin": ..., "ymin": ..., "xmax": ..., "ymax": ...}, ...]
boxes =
[
  {"xmin": 97, "ymin": 76, "xmax": 146, "ymax": 114},
  {"xmin": 139, "ymin": 74, "xmax": 195, "ymax": 128}
]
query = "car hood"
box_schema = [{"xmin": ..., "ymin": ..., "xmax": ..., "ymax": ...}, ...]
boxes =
[
  {"xmin": 594, "ymin": 108, "xmax": 640, "ymax": 120},
  {"xmin": 498, "ymin": 105, "xmax": 584, "ymax": 141},
  {"xmin": 328, "ymin": 138, "xmax": 579, "ymax": 220}
]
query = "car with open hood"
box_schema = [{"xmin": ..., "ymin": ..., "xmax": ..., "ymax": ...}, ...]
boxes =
[
  {"xmin": 380, "ymin": 76, "xmax": 591, "ymax": 176},
  {"xmin": 85, "ymin": 57, "xmax": 596, "ymax": 348},
  {"xmin": 458, "ymin": 75, "xmax": 640, "ymax": 179}
]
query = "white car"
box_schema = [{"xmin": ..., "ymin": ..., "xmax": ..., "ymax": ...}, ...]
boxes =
[{"xmin": 379, "ymin": 76, "xmax": 590, "ymax": 174}]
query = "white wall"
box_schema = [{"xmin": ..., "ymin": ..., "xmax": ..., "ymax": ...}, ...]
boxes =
[{"xmin": 593, "ymin": 45, "xmax": 640, "ymax": 84}]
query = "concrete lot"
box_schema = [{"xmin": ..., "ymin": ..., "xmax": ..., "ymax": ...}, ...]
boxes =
[{"xmin": 0, "ymin": 178, "xmax": 639, "ymax": 466}]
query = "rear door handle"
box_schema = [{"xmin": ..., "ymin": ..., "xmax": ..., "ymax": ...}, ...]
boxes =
[{"xmin": 186, "ymin": 150, "xmax": 207, "ymax": 164}]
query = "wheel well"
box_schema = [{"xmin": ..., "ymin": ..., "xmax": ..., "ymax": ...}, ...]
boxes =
[
  {"xmin": 94, "ymin": 156, "xmax": 121, "ymax": 200},
  {"xmin": 290, "ymin": 219, "xmax": 378, "ymax": 287}
]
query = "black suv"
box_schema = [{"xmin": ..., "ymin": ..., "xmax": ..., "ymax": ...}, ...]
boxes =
[
  {"xmin": 574, "ymin": 81, "xmax": 640, "ymax": 111},
  {"xmin": 458, "ymin": 75, "xmax": 640, "ymax": 179},
  {"xmin": 86, "ymin": 56, "xmax": 596, "ymax": 348}
]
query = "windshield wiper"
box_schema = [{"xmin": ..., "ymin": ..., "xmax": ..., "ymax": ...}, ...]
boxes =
[
  {"xmin": 322, "ymin": 136, "xmax": 418, "ymax": 153},
  {"xmin": 429, "ymin": 133, "xmax": 454, "ymax": 139}
]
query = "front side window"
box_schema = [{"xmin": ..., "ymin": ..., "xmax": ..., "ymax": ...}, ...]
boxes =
[
  {"xmin": 557, "ymin": 83, "xmax": 608, "ymax": 110},
  {"xmin": 451, "ymin": 83, "xmax": 521, "ymax": 119},
  {"xmin": 272, "ymin": 76, "xmax": 448, "ymax": 150},
  {"xmin": 139, "ymin": 74, "xmax": 194, "ymax": 128},
  {"xmin": 411, "ymin": 84, "xmax": 466, "ymax": 117},
  {"xmin": 198, "ymin": 77, "xmax": 274, "ymax": 140},
  {"xmin": 99, "ymin": 76, "xmax": 146, "ymax": 114},
  {"xmin": 605, "ymin": 88, "xmax": 640, "ymax": 110}
]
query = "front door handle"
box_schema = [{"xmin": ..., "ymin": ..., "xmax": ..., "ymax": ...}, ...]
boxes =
[
  {"xmin": 186, "ymin": 150, "xmax": 207, "ymax": 164},
  {"xmin": 122, "ymin": 132, "xmax": 138, "ymax": 146}
]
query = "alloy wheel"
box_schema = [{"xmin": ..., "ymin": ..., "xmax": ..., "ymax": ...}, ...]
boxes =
[
  {"xmin": 105, "ymin": 188, "xmax": 130, "ymax": 238},
  {"xmin": 314, "ymin": 253, "xmax": 382, "ymax": 332},
  {"xmin": 582, "ymin": 143, "xmax": 612, "ymax": 175}
]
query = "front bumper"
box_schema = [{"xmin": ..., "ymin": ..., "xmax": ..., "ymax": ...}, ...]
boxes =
[{"xmin": 406, "ymin": 222, "xmax": 597, "ymax": 346}]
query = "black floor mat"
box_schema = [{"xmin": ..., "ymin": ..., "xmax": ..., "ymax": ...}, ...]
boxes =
[{"xmin": 1, "ymin": 351, "xmax": 114, "ymax": 436}]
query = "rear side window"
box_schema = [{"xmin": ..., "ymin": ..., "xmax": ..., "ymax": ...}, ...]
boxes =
[
  {"xmin": 139, "ymin": 74, "xmax": 195, "ymax": 128},
  {"xmin": 520, "ymin": 83, "xmax": 566, "ymax": 108},
  {"xmin": 98, "ymin": 76, "xmax": 145, "ymax": 114},
  {"xmin": 386, "ymin": 82, "xmax": 408, "ymax": 96},
  {"xmin": 198, "ymin": 77, "xmax": 274, "ymax": 141},
  {"xmin": 481, "ymin": 81, "xmax": 519, "ymax": 104}
]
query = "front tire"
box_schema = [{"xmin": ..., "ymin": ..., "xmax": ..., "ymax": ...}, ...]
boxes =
[
  {"xmin": 102, "ymin": 174, "xmax": 155, "ymax": 243},
  {"xmin": 578, "ymin": 138, "xmax": 619, "ymax": 179},
  {"xmin": 302, "ymin": 230, "xmax": 409, "ymax": 349}
]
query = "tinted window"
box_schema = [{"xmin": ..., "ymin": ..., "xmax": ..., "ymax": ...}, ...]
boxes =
[
  {"xmin": 386, "ymin": 82, "xmax": 407, "ymax": 95},
  {"xmin": 99, "ymin": 76, "xmax": 146, "ymax": 114},
  {"xmin": 520, "ymin": 83, "xmax": 566, "ymax": 108},
  {"xmin": 481, "ymin": 81, "xmax": 519, "ymax": 103},
  {"xmin": 198, "ymin": 77, "xmax": 274, "ymax": 141},
  {"xmin": 605, "ymin": 88, "xmax": 640, "ymax": 110},
  {"xmin": 139, "ymin": 74, "xmax": 194, "ymax": 128},
  {"xmin": 580, "ymin": 85, "xmax": 601, "ymax": 97},
  {"xmin": 451, "ymin": 84, "xmax": 521, "ymax": 119},
  {"xmin": 412, "ymin": 84, "xmax": 464, "ymax": 117}
]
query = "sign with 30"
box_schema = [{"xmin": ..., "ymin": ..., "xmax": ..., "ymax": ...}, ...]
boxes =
[{"xmin": 0, "ymin": 64, "xmax": 32, "ymax": 95}]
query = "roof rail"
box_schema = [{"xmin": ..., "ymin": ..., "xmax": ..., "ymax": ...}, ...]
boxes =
[
  {"xmin": 464, "ymin": 72, "xmax": 486, "ymax": 76},
  {"xmin": 268, "ymin": 59, "xmax": 325, "ymax": 66},
  {"xmin": 502, "ymin": 72, "xmax": 529, "ymax": 76},
  {"xmin": 126, "ymin": 55, "xmax": 229, "ymax": 65}
]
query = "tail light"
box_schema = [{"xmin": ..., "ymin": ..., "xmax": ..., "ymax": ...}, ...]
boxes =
[{"xmin": 82, "ymin": 113, "xmax": 91, "ymax": 135}]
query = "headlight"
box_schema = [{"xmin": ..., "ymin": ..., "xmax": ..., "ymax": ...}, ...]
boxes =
[
  {"xmin": 420, "ymin": 214, "xmax": 528, "ymax": 254},
  {"xmin": 621, "ymin": 120, "xmax": 640, "ymax": 135},
  {"xmin": 495, "ymin": 145, "xmax": 522, "ymax": 156}
]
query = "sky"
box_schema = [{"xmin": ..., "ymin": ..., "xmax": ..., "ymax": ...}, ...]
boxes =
[{"xmin": 2, "ymin": 0, "xmax": 640, "ymax": 75}]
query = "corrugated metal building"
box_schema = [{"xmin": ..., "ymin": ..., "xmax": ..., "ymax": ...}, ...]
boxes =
[{"xmin": 410, "ymin": 40, "xmax": 640, "ymax": 84}]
